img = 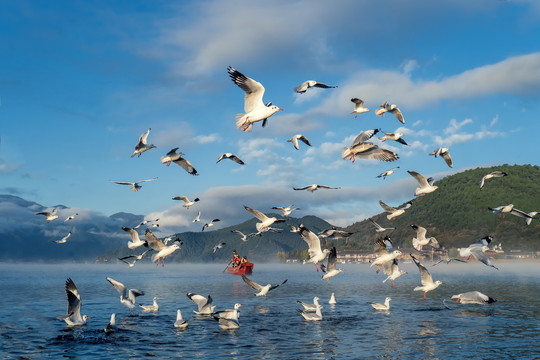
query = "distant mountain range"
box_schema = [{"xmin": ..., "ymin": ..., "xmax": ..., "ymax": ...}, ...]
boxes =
[{"xmin": 1, "ymin": 164, "xmax": 538, "ymax": 262}]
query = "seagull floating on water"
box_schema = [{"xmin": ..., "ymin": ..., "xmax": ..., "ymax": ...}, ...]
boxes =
[
  {"xmin": 145, "ymin": 229, "xmax": 181, "ymax": 267},
  {"xmin": 410, "ymin": 254, "xmax": 443, "ymax": 299},
  {"xmin": 187, "ymin": 293, "xmax": 216, "ymax": 315},
  {"xmin": 351, "ymin": 98, "xmax": 369, "ymax": 117},
  {"xmin": 294, "ymin": 80, "xmax": 337, "ymax": 94},
  {"xmin": 213, "ymin": 315, "xmax": 240, "ymax": 330},
  {"xmin": 106, "ymin": 277, "xmax": 144, "ymax": 311},
  {"xmin": 480, "ymin": 171, "xmax": 507, "ymax": 190},
  {"xmin": 241, "ymin": 275, "xmax": 287, "ymax": 297},
  {"xmin": 160, "ymin": 148, "xmax": 199, "ymax": 175},
  {"xmin": 293, "ymin": 184, "xmax": 340, "ymax": 192},
  {"xmin": 57, "ymin": 278, "xmax": 90, "ymax": 326},
  {"xmin": 297, "ymin": 304, "xmax": 323, "ymax": 321},
  {"xmin": 104, "ymin": 313, "xmax": 116, "ymax": 333},
  {"xmin": 228, "ymin": 66, "xmax": 282, "ymax": 132},
  {"xmin": 111, "ymin": 178, "xmax": 158, "ymax": 192},
  {"xmin": 139, "ymin": 297, "xmax": 160, "ymax": 312},
  {"xmin": 297, "ymin": 297, "xmax": 322, "ymax": 311},
  {"xmin": 131, "ymin": 128, "xmax": 156, "ymax": 158},
  {"xmin": 329, "ymin": 293, "xmax": 337, "ymax": 305},
  {"xmin": 36, "ymin": 208, "xmax": 58, "ymax": 223},
  {"xmin": 379, "ymin": 200, "xmax": 413, "ymax": 221},
  {"xmin": 213, "ymin": 303, "xmax": 243, "ymax": 321},
  {"xmin": 375, "ymin": 101, "xmax": 405, "ymax": 124},
  {"xmin": 172, "ymin": 196, "xmax": 200, "ymax": 209},
  {"xmin": 217, "ymin": 153, "xmax": 245, "ymax": 165},
  {"xmin": 287, "ymin": 134, "xmax": 312, "ymax": 150},
  {"xmin": 174, "ymin": 309, "xmax": 188, "ymax": 329},
  {"xmin": 408, "ymin": 170, "xmax": 438, "ymax": 196},
  {"xmin": 451, "ymin": 291, "xmax": 497, "ymax": 304},
  {"xmin": 369, "ymin": 297, "xmax": 392, "ymax": 311},
  {"xmin": 429, "ymin": 147, "xmax": 453, "ymax": 168}
]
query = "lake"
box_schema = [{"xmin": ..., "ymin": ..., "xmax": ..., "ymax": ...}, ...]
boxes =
[{"xmin": 1, "ymin": 261, "xmax": 539, "ymax": 359}]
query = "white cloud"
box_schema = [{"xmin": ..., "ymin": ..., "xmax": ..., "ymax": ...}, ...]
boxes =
[
  {"xmin": 0, "ymin": 159, "xmax": 24, "ymax": 174},
  {"xmin": 401, "ymin": 59, "xmax": 419, "ymax": 75},
  {"xmin": 444, "ymin": 118, "xmax": 473, "ymax": 135},
  {"xmin": 194, "ymin": 133, "xmax": 221, "ymax": 144}
]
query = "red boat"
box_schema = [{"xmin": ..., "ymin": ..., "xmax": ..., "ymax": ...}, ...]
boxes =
[{"xmin": 227, "ymin": 262, "xmax": 254, "ymax": 275}]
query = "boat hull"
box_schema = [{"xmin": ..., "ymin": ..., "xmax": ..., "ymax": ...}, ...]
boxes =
[{"xmin": 227, "ymin": 262, "xmax": 253, "ymax": 275}]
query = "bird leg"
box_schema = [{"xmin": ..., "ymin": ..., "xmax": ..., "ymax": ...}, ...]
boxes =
[
  {"xmin": 156, "ymin": 259, "xmax": 160, "ymax": 267},
  {"xmin": 166, "ymin": 161, "xmax": 171, "ymax": 166},
  {"xmin": 391, "ymin": 280, "xmax": 395, "ymax": 288},
  {"xmin": 314, "ymin": 263, "xmax": 320, "ymax": 272},
  {"xmin": 376, "ymin": 264, "xmax": 381, "ymax": 274},
  {"xmin": 423, "ymin": 292, "xmax": 426, "ymax": 300},
  {"xmin": 162, "ymin": 258, "xmax": 165, "ymax": 267},
  {"xmin": 138, "ymin": 153, "xmax": 141, "ymax": 158},
  {"xmin": 454, "ymin": 299, "xmax": 460, "ymax": 303},
  {"xmin": 349, "ymin": 154, "xmax": 356, "ymax": 163}
]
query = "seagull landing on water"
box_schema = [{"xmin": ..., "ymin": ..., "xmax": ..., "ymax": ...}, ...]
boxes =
[
  {"xmin": 342, "ymin": 128, "xmax": 399, "ymax": 163},
  {"xmin": 57, "ymin": 278, "xmax": 90, "ymax": 326},
  {"xmin": 145, "ymin": 229, "xmax": 182, "ymax": 267},
  {"xmin": 242, "ymin": 275, "xmax": 287, "ymax": 297},
  {"xmin": 244, "ymin": 205, "xmax": 286, "ymax": 232},
  {"xmin": 377, "ymin": 167, "xmax": 400, "ymax": 180},
  {"xmin": 290, "ymin": 224, "xmax": 330, "ymax": 271},
  {"xmin": 293, "ymin": 184, "xmax": 340, "ymax": 192},
  {"xmin": 375, "ymin": 101, "xmax": 405, "ymax": 124},
  {"xmin": 106, "ymin": 277, "xmax": 144, "ymax": 311},
  {"xmin": 369, "ymin": 218, "xmax": 396, "ymax": 233},
  {"xmin": 160, "ymin": 148, "xmax": 198, "ymax": 175},
  {"xmin": 329, "ymin": 293, "xmax": 337, "ymax": 305},
  {"xmin": 36, "ymin": 208, "xmax": 58, "ymax": 223},
  {"xmin": 408, "ymin": 170, "xmax": 438, "ymax": 196},
  {"xmin": 351, "ymin": 98, "xmax": 369, "ymax": 117},
  {"xmin": 410, "ymin": 254, "xmax": 443, "ymax": 300},
  {"xmin": 369, "ymin": 297, "xmax": 392, "ymax": 311},
  {"xmin": 457, "ymin": 236, "xmax": 498, "ymax": 270},
  {"xmin": 480, "ymin": 171, "xmax": 507, "ymax": 190},
  {"xmin": 451, "ymin": 291, "xmax": 497, "ymax": 304},
  {"xmin": 429, "ymin": 147, "xmax": 453, "ymax": 168},
  {"xmin": 131, "ymin": 128, "xmax": 156, "ymax": 158},
  {"xmin": 287, "ymin": 134, "xmax": 312, "ymax": 150},
  {"xmin": 379, "ymin": 200, "xmax": 413, "ymax": 221},
  {"xmin": 217, "ymin": 153, "xmax": 245, "ymax": 165},
  {"xmin": 172, "ymin": 196, "xmax": 200, "ymax": 209},
  {"xmin": 294, "ymin": 80, "xmax": 337, "ymax": 94},
  {"xmin": 187, "ymin": 293, "xmax": 216, "ymax": 315},
  {"xmin": 371, "ymin": 236, "xmax": 402, "ymax": 274},
  {"xmin": 411, "ymin": 225, "xmax": 441, "ymax": 252},
  {"xmin": 111, "ymin": 178, "xmax": 158, "ymax": 192},
  {"xmin": 122, "ymin": 227, "xmax": 148, "ymax": 250},
  {"xmin": 228, "ymin": 66, "xmax": 282, "ymax": 132}
]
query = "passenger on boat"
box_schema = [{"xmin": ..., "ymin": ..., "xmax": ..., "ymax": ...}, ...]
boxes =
[
  {"xmin": 241, "ymin": 256, "xmax": 248, "ymax": 264},
  {"xmin": 232, "ymin": 250, "xmax": 241, "ymax": 268}
]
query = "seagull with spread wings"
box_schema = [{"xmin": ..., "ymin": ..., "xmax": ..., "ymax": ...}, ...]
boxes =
[
  {"xmin": 217, "ymin": 153, "xmax": 245, "ymax": 165},
  {"xmin": 351, "ymin": 98, "xmax": 369, "ymax": 117},
  {"xmin": 480, "ymin": 171, "xmax": 507, "ymax": 190},
  {"xmin": 410, "ymin": 254, "xmax": 444, "ymax": 300},
  {"xmin": 294, "ymin": 80, "xmax": 337, "ymax": 94},
  {"xmin": 457, "ymin": 236, "xmax": 499, "ymax": 270},
  {"xmin": 342, "ymin": 128, "xmax": 399, "ymax": 163},
  {"xmin": 111, "ymin": 178, "xmax": 157, "ymax": 192},
  {"xmin": 131, "ymin": 128, "xmax": 156, "ymax": 158},
  {"xmin": 369, "ymin": 218, "xmax": 396, "ymax": 232},
  {"xmin": 160, "ymin": 148, "xmax": 198, "ymax": 175},
  {"xmin": 429, "ymin": 147, "xmax": 453, "ymax": 168},
  {"xmin": 293, "ymin": 184, "xmax": 340, "ymax": 192},
  {"xmin": 271, "ymin": 204, "xmax": 300, "ymax": 217},
  {"xmin": 375, "ymin": 101, "xmax": 405, "ymax": 123},
  {"xmin": 244, "ymin": 205, "xmax": 286, "ymax": 233},
  {"xmin": 371, "ymin": 237, "xmax": 402, "ymax": 274},
  {"xmin": 379, "ymin": 200, "xmax": 413, "ymax": 221},
  {"xmin": 290, "ymin": 224, "xmax": 330, "ymax": 271},
  {"xmin": 57, "ymin": 278, "xmax": 90, "ymax": 326},
  {"xmin": 321, "ymin": 247, "xmax": 343, "ymax": 283},
  {"xmin": 122, "ymin": 227, "xmax": 147, "ymax": 250},
  {"xmin": 287, "ymin": 134, "xmax": 312, "ymax": 150},
  {"xmin": 145, "ymin": 229, "xmax": 182, "ymax": 267},
  {"xmin": 36, "ymin": 208, "xmax": 59, "ymax": 223},
  {"xmin": 377, "ymin": 167, "xmax": 400, "ymax": 180},
  {"xmin": 172, "ymin": 196, "xmax": 200, "ymax": 209},
  {"xmin": 408, "ymin": 170, "xmax": 439, "ymax": 196},
  {"xmin": 106, "ymin": 277, "xmax": 144, "ymax": 310},
  {"xmin": 241, "ymin": 275, "xmax": 287, "ymax": 297},
  {"xmin": 187, "ymin": 293, "xmax": 216, "ymax": 315},
  {"xmin": 411, "ymin": 224, "xmax": 441, "ymax": 252}
]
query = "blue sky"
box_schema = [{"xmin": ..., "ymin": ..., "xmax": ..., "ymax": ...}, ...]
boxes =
[{"xmin": 1, "ymin": 0, "xmax": 539, "ymax": 236}]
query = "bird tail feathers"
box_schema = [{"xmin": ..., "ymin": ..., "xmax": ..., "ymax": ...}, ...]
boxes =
[{"xmin": 235, "ymin": 113, "xmax": 253, "ymax": 132}]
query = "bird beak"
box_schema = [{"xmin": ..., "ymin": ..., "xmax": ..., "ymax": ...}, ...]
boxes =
[{"xmin": 278, "ymin": 108, "xmax": 283, "ymax": 111}]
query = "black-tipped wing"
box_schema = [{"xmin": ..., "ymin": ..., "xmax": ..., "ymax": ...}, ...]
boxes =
[{"xmin": 241, "ymin": 275, "xmax": 263, "ymax": 291}]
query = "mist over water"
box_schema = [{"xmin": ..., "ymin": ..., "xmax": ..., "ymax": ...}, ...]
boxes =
[{"xmin": 1, "ymin": 261, "xmax": 539, "ymax": 359}]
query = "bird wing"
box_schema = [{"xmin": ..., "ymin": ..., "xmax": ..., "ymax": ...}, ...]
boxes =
[
  {"xmin": 135, "ymin": 177, "xmax": 158, "ymax": 184},
  {"xmin": 396, "ymin": 137, "xmax": 408, "ymax": 145},
  {"xmin": 228, "ymin": 66, "xmax": 265, "ymax": 113},
  {"xmin": 294, "ymin": 81, "xmax": 309, "ymax": 93},
  {"xmin": 122, "ymin": 227, "xmax": 141, "ymax": 243},
  {"xmin": 231, "ymin": 155, "xmax": 245, "ymax": 164},
  {"xmin": 410, "ymin": 254, "xmax": 433, "ymax": 285},
  {"xmin": 316, "ymin": 185, "xmax": 340, "ymax": 190},
  {"xmin": 172, "ymin": 196, "xmax": 189, "ymax": 203},
  {"xmin": 374, "ymin": 238, "xmax": 390, "ymax": 255},
  {"xmin": 241, "ymin": 275, "xmax": 263, "ymax": 291},
  {"xmin": 413, "ymin": 225, "xmax": 427, "ymax": 240},
  {"xmin": 244, "ymin": 206, "xmax": 269, "ymax": 222},
  {"xmin": 293, "ymin": 185, "xmax": 310, "ymax": 190},
  {"xmin": 353, "ymin": 147, "xmax": 399, "ymax": 162},
  {"xmin": 510, "ymin": 208, "xmax": 535, "ymax": 219},
  {"xmin": 390, "ymin": 107, "xmax": 405, "ymax": 123},
  {"xmin": 106, "ymin": 277, "xmax": 127, "ymax": 298},
  {"xmin": 187, "ymin": 293, "xmax": 211, "ymax": 312},
  {"xmin": 351, "ymin": 98, "xmax": 364, "ymax": 106},
  {"xmin": 327, "ymin": 247, "xmax": 337, "ymax": 271},
  {"xmin": 173, "ymin": 157, "xmax": 199, "ymax": 175},
  {"xmin": 369, "ymin": 218, "xmax": 383, "ymax": 230},
  {"xmin": 312, "ymin": 82, "xmax": 334, "ymax": 89},
  {"xmin": 289, "ymin": 136, "xmax": 299, "ymax": 149},
  {"xmin": 128, "ymin": 289, "xmax": 144, "ymax": 303},
  {"xmin": 269, "ymin": 279, "xmax": 288, "ymax": 291},
  {"xmin": 441, "ymin": 151, "xmax": 453, "ymax": 167},
  {"xmin": 112, "ymin": 181, "xmax": 134, "ymax": 186},
  {"xmin": 408, "ymin": 171, "xmax": 429, "ymax": 187},
  {"xmin": 351, "ymin": 129, "xmax": 380, "ymax": 146},
  {"xmin": 382, "ymin": 258, "xmax": 398, "ymax": 276},
  {"xmin": 145, "ymin": 229, "xmax": 165, "ymax": 251},
  {"xmin": 297, "ymin": 225, "xmax": 323, "ymax": 254},
  {"xmin": 379, "ymin": 200, "xmax": 395, "ymax": 212},
  {"xmin": 298, "ymin": 135, "xmax": 312, "ymax": 147},
  {"xmin": 65, "ymin": 278, "xmax": 82, "ymax": 322},
  {"xmin": 469, "ymin": 247, "xmax": 498, "ymax": 269}
]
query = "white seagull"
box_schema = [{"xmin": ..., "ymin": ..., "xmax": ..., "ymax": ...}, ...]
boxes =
[
  {"xmin": 36, "ymin": 208, "xmax": 58, "ymax": 223},
  {"xmin": 122, "ymin": 227, "xmax": 147, "ymax": 250},
  {"xmin": 172, "ymin": 196, "xmax": 200, "ymax": 209},
  {"xmin": 231, "ymin": 229, "xmax": 248, "ymax": 242},
  {"xmin": 410, "ymin": 254, "xmax": 443, "ymax": 300},
  {"xmin": 382, "ymin": 258, "xmax": 407, "ymax": 288},
  {"xmin": 187, "ymin": 293, "xmax": 216, "ymax": 315},
  {"xmin": 57, "ymin": 278, "xmax": 90, "ymax": 326},
  {"xmin": 217, "ymin": 153, "xmax": 245, "ymax": 165},
  {"xmin": 174, "ymin": 309, "xmax": 188, "ymax": 329},
  {"xmin": 369, "ymin": 218, "xmax": 396, "ymax": 232},
  {"xmin": 131, "ymin": 128, "xmax": 156, "ymax": 158},
  {"xmin": 375, "ymin": 101, "xmax": 405, "ymax": 124},
  {"xmin": 64, "ymin": 213, "xmax": 78, "ymax": 222},
  {"xmin": 160, "ymin": 148, "xmax": 199, "ymax": 175},
  {"xmin": 408, "ymin": 170, "xmax": 438, "ymax": 196},
  {"xmin": 351, "ymin": 98, "xmax": 369, "ymax": 117},
  {"xmin": 139, "ymin": 297, "xmax": 160, "ymax": 312},
  {"xmin": 104, "ymin": 313, "xmax": 116, "ymax": 333},
  {"xmin": 294, "ymin": 80, "xmax": 337, "ymax": 94},
  {"xmin": 118, "ymin": 249, "xmax": 153, "ymax": 267},
  {"xmin": 202, "ymin": 218, "xmax": 221, "ymax": 231},
  {"xmin": 290, "ymin": 224, "xmax": 330, "ymax": 271},
  {"xmin": 378, "ymin": 131, "xmax": 408, "ymax": 145},
  {"xmin": 193, "ymin": 211, "xmax": 201, "ymax": 223},
  {"xmin": 244, "ymin": 205, "xmax": 285, "ymax": 232},
  {"xmin": 297, "ymin": 304, "xmax": 323, "ymax": 321},
  {"xmin": 411, "ymin": 225, "xmax": 441, "ymax": 252},
  {"xmin": 429, "ymin": 147, "xmax": 453, "ymax": 168},
  {"xmin": 271, "ymin": 205, "xmax": 300, "ymax": 217},
  {"xmin": 451, "ymin": 291, "xmax": 497, "ymax": 304},
  {"xmin": 318, "ymin": 227, "xmax": 353, "ymax": 241},
  {"xmin": 287, "ymin": 134, "xmax": 312, "ymax": 150},
  {"xmin": 371, "ymin": 237, "xmax": 402, "ymax": 274},
  {"xmin": 53, "ymin": 231, "xmax": 72, "ymax": 244},
  {"xmin": 145, "ymin": 229, "xmax": 181, "ymax": 267},
  {"xmin": 293, "ymin": 184, "xmax": 340, "ymax": 192},
  {"xmin": 342, "ymin": 132, "xmax": 399, "ymax": 162},
  {"xmin": 106, "ymin": 277, "xmax": 144, "ymax": 310},
  {"xmin": 457, "ymin": 236, "xmax": 498, "ymax": 270},
  {"xmin": 329, "ymin": 293, "xmax": 337, "ymax": 305},
  {"xmin": 480, "ymin": 171, "xmax": 507, "ymax": 190},
  {"xmin": 213, "ymin": 315, "xmax": 240, "ymax": 330},
  {"xmin": 297, "ymin": 297, "xmax": 322, "ymax": 312},
  {"xmin": 228, "ymin": 66, "xmax": 283, "ymax": 132},
  {"xmin": 213, "ymin": 242, "xmax": 226, "ymax": 253},
  {"xmin": 377, "ymin": 167, "xmax": 400, "ymax": 180},
  {"xmin": 213, "ymin": 303, "xmax": 243, "ymax": 321},
  {"xmin": 379, "ymin": 200, "xmax": 413, "ymax": 221},
  {"xmin": 369, "ymin": 297, "xmax": 392, "ymax": 311},
  {"xmin": 321, "ymin": 247, "xmax": 343, "ymax": 283},
  {"xmin": 241, "ymin": 274, "xmax": 287, "ymax": 297},
  {"xmin": 111, "ymin": 177, "xmax": 158, "ymax": 192}
]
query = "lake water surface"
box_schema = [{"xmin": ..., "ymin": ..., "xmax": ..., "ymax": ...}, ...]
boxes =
[{"xmin": 1, "ymin": 261, "xmax": 539, "ymax": 359}]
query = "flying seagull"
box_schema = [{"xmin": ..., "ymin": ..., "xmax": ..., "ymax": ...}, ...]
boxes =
[
  {"xmin": 351, "ymin": 98, "xmax": 369, "ymax": 117},
  {"xmin": 371, "ymin": 237, "xmax": 402, "ymax": 274},
  {"xmin": 122, "ymin": 227, "xmax": 148, "ymax": 250},
  {"xmin": 382, "ymin": 258, "xmax": 407, "ymax": 288},
  {"xmin": 432, "ymin": 256, "xmax": 467, "ymax": 266},
  {"xmin": 321, "ymin": 247, "xmax": 343, "ymax": 283},
  {"xmin": 369, "ymin": 218, "xmax": 396, "ymax": 232},
  {"xmin": 228, "ymin": 66, "xmax": 283, "ymax": 132},
  {"xmin": 111, "ymin": 178, "xmax": 158, "ymax": 192},
  {"xmin": 244, "ymin": 205, "xmax": 285, "ymax": 232},
  {"xmin": 131, "ymin": 128, "xmax": 156, "ymax": 158},
  {"xmin": 410, "ymin": 254, "xmax": 444, "ymax": 300},
  {"xmin": 241, "ymin": 274, "xmax": 287, "ymax": 297},
  {"xmin": 342, "ymin": 128, "xmax": 398, "ymax": 162},
  {"xmin": 160, "ymin": 148, "xmax": 199, "ymax": 175},
  {"xmin": 231, "ymin": 230, "xmax": 248, "ymax": 242},
  {"xmin": 64, "ymin": 213, "xmax": 78, "ymax": 222},
  {"xmin": 118, "ymin": 249, "xmax": 153, "ymax": 267},
  {"xmin": 378, "ymin": 131, "xmax": 408, "ymax": 145},
  {"xmin": 271, "ymin": 205, "xmax": 300, "ymax": 217},
  {"xmin": 369, "ymin": 297, "xmax": 392, "ymax": 311},
  {"xmin": 457, "ymin": 236, "xmax": 499, "ymax": 270},
  {"xmin": 293, "ymin": 184, "xmax": 340, "ymax": 192},
  {"xmin": 375, "ymin": 101, "xmax": 405, "ymax": 124},
  {"xmin": 187, "ymin": 293, "xmax": 216, "ymax": 315},
  {"xmin": 377, "ymin": 167, "xmax": 400, "ymax": 180},
  {"xmin": 451, "ymin": 291, "xmax": 497, "ymax": 304},
  {"xmin": 57, "ymin": 278, "xmax": 90, "ymax": 326},
  {"xmin": 55, "ymin": 231, "xmax": 72, "ymax": 244},
  {"xmin": 480, "ymin": 171, "xmax": 507, "ymax": 190},
  {"xmin": 172, "ymin": 196, "xmax": 200, "ymax": 209},
  {"xmin": 193, "ymin": 211, "xmax": 201, "ymax": 223},
  {"xmin": 294, "ymin": 80, "xmax": 337, "ymax": 94},
  {"xmin": 408, "ymin": 170, "xmax": 438, "ymax": 196},
  {"xmin": 36, "ymin": 208, "xmax": 58, "ymax": 223},
  {"xmin": 145, "ymin": 229, "xmax": 182, "ymax": 267},
  {"xmin": 318, "ymin": 227, "xmax": 353, "ymax": 241},
  {"xmin": 202, "ymin": 218, "xmax": 221, "ymax": 231},
  {"xmin": 106, "ymin": 277, "xmax": 144, "ymax": 310},
  {"xmin": 429, "ymin": 147, "xmax": 453, "ymax": 168},
  {"xmin": 217, "ymin": 153, "xmax": 245, "ymax": 165},
  {"xmin": 290, "ymin": 224, "xmax": 330, "ymax": 271},
  {"xmin": 287, "ymin": 134, "xmax": 312, "ymax": 150},
  {"xmin": 379, "ymin": 200, "xmax": 413, "ymax": 221},
  {"xmin": 213, "ymin": 242, "xmax": 226, "ymax": 253},
  {"xmin": 411, "ymin": 224, "xmax": 441, "ymax": 252}
]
